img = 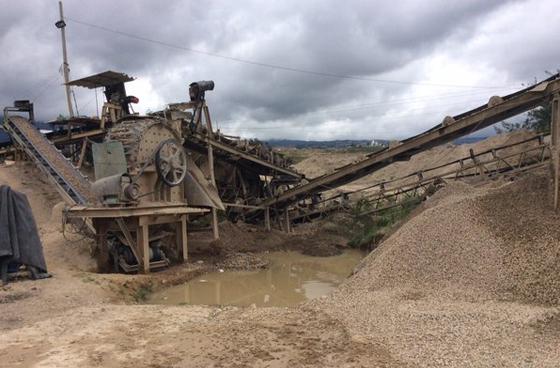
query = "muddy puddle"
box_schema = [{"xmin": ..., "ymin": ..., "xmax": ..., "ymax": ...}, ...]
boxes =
[{"xmin": 147, "ymin": 250, "xmax": 364, "ymax": 307}]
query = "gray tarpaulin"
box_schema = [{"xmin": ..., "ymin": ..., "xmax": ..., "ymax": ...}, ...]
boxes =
[{"xmin": 0, "ymin": 185, "xmax": 47, "ymax": 272}]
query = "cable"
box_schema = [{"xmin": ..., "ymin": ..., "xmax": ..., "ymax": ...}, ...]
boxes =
[
  {"xmin": 217, "ymin": 96, "xmax": 497, "ymax": 130},
  {"xmin": 300, "ymin": 88, "xmax": 509, "ymax": 115},
  {"xmin": 30, "ymin": 73, "xmax": 63, "ymax": 102},
  {"xmin": 66, "ymin": 16, "xmax": 512, "ymax": 90},
  {"xmin": 216, "ymin": 89, "xmax": 501, "ymax": 126}
]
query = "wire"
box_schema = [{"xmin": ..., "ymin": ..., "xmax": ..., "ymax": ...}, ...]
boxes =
[
  {"xmin": 300, "ymin": 89, "xmax": 508, "ymax": 115},
  {"xmin": 66, "ymin": 16, "xmax": 513, "ymax": 90},
  {"xmin": 215, "ymin": 89, "xmax": 503, "ymax": 126},
  {"xmin": 30, "ymin": 73, "xmax": 63, "ymax": 102},
  {"xmin": 217, "ymin": 96, "xmax": 497, "ymax": 130}
]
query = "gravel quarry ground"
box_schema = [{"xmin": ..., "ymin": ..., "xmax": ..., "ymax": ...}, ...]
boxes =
[
  {"xmin": 1, "ymin": 134, "xmax": 560, "ymax": 367},
  {"xmin": 316, "ymin": 170, "xmax": 560, "ymax": 367}
]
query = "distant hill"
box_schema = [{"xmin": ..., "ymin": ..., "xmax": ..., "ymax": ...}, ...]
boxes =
[
  {"xmin": 266, "ymin": 136, "xmax": 488, "ymax": 149},
  {"xmin": 0, "ymin": 120, "xmax": 489, "ymax": 150},
  {"xmin": 266, "ymin": 139, "xmax": 389, "ymax": 149},
  {"xmin": 453, "ymin": 136, "xmax": 487, "ymax": 145}
]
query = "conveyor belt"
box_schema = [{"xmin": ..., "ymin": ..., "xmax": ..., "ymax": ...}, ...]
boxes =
[
  {"xmin": 187, "ymin": 131, "xmax": 303, "ymax": 179},
  {"xmin": 3, "ymin": 115, "xmax": 94, "ymax": 205},
  {"xmin": 255, "ymin": 73, "xmax": 560, "ymax": 212}
]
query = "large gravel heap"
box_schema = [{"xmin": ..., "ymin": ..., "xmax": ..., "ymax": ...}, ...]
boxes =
[{"xmin": 316, "ymin": 169, "xmax": 560, "ymax": 367}]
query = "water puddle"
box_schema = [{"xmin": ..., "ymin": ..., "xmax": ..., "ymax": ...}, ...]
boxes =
[{"xmin": 147, "ymin": 250, "xmax": 364, "ymax": 307}]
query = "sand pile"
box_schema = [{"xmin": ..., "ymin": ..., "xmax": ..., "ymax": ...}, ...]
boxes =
[
  {"xmin": 346, "ymin": 169, "xmax": 560, "ymax": 304},
  {"xmin": 294, "ymin": 150, "xmax": 367, "ymax": 178},
  {"xmin": 316, "ymin": 169, "xmax": 560, "ymax": 367},
  {"xmin": 342, "ymin": 180, "xmax": 507, "ymax": 300},
  {"xmin": 475, "ymin": 172, "xmax": 560, "ymax": 305},
  {"xmin": 294, "ymin": 130, "xmax": 540, "ymax": 196},
  {"xmin": 346, "ymin": 130, "xmax": 539, "ymax": 190}
]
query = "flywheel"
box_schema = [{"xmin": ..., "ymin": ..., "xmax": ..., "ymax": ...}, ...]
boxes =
[{"xmin": 155, "ymin": 139, "xmax": 187, "ymax": 186}]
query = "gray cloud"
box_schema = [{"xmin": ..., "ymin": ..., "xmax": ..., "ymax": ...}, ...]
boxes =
[{"xmin": 0, "ymin": 0, "xmax": 555, "ymax": 140}]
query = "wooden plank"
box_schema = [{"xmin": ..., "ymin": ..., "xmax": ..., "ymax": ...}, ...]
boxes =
[
  {"xmin": 115, "ymin": 217, "xmax": 140, "ymax": 264},
  {"xmin": 92, "ymin": 218, "xmax": 111, "ymax": 273},
  {"xmin": 284, "ymin": 210, "xmax": 291, "ymax": 233},
  {"xmin": 223, "ymin": 202, "xmax": 264, "ymax": 209},
  {"xmin": 76, "ymin": 138, "xmax": 88, "ymax": 169},
  {"xmin": 137, "ymin": 223, "xmax": 150, "ymax": 273},
  {"xmin": 138, "ymin": 214, "xmax": 183, "ymax": 226},
  {"xmin": 264, "ymin": 207, "xmax": 271, "ymax": 231},
  {"xmin": 66, "ymin": 205, "xmax": 208, "ymax": 218},
  {"xmin": 203, "ymin": 103, "xmax": 220, "ymax": 240}
]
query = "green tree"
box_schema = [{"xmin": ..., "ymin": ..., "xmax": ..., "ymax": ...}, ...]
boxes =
[
  {"xmin": 496, "ymin": 72, "xmax": 556, "ymax": 134},
  {"xmin": 524, "ymin": 102, "xmax": 551, "ymax": 133},
  {"xmin": 495, "ymin": 101, "xmax": 551, "ymax": 134}
]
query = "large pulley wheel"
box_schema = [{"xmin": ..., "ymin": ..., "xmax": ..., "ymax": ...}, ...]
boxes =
[{"xmin": 155, "ymin": 139, "xmax": 187, "ymax": 186}]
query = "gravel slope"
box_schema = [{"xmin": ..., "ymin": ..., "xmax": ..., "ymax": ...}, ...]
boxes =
[{"xmin": 316, "ymin": 170, "xmax": 560, "ymax": 367}]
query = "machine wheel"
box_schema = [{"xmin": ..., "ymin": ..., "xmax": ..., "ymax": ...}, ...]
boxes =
[{"xmin": 156, "ymin": 139, "xmax": 187, "ymax": 186}]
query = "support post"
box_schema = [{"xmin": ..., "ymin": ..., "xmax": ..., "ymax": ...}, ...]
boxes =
[
  {"xmin": 137, "ymin": 223, "xmax": 150, "ymax": 273},
  {"xmin": 77, "ymin": 138, "xmax": 88, "ymax": 168},
  {"xmin": 177, "ymin": 215, "xmax": 188, "ymax": 262},
  {"xmin": 552, "ymin": 94, "xmax": 560, "ymax": 211},
  {"xmin": 264, "ymin": 207, "xmax": 271, "ymax": 232},
  {"xmin": 93, "ymin": 219, "xmax": 110, "ymax": 273},
  {"xmin": 202, "ymin": 103, "xmax": 219, "ymax": 239},
  {"xmin": 284, "ymin": 210, "xmax": 291, "ymax": 233}
]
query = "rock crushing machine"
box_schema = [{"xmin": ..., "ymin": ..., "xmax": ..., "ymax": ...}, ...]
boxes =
[{"xmin": 2, "ymin": 73, "xmax": 226, "ymax": 273}]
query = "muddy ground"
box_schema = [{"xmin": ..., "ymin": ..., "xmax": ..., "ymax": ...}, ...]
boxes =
[
  {"xmin": 1, "ymin": 135, "xmax": 560, "ymax": 367},
  {"xmin": 0, "ymin": 161, "xmax": 383, "ymax": 368}
]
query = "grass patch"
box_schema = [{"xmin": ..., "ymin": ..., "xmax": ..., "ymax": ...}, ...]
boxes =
[
  {"xmin": 133, "ymin": 283, "xmax": 153, "ymax": 302},
  {"xmin": 344, "ymin": 197, "xmax": 422, "ymax": 249},
  {"xmin": 278, "ymin": 149, "xmax": 312, "ymax": 164}
]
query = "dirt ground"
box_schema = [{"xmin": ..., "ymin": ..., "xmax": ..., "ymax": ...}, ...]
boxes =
[
  {"xmin": 1, "ymin": 134, "xmax": 560, "ymax": 367},
  {"xmin": 0, "ymin": 162, "xmax": 392, "ymax": 367}
]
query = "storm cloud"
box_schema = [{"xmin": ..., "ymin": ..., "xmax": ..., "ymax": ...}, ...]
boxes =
[{"xmin": 1, "ymin": 0, "xmax": 558, "ymax": 140}]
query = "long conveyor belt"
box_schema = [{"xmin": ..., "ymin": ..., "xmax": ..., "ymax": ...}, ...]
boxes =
[
  {"xmin": 3, "ymin": 115, "xmax": 94, "ymax": 205},
  {"xmin": 254, "ymin": 73, "xmax": 560, "ymax": 212},
  {"xmin": 188, "ymin": 131, "xmax": 303, "ymax": 179}
]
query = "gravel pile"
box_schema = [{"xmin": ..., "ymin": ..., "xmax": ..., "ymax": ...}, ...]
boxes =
[
  {"xmin": 216, "ymin": 252, "xmax": 269, "ymax": 270},
  {"xmin": 314, "ymin": 170, "xmax": 560, "ymax": 367},
  {"xmin": 475, "ymin": 170, "xmax": 560, "ymax": 305}
]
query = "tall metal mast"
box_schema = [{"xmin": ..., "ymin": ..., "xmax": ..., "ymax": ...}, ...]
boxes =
[{"xmin": 55, "ymin": 1, "xmax": 74, "ymax": 117}]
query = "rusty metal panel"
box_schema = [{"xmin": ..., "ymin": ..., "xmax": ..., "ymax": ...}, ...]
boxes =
[
  {"xmin": 184, "ymin": 155, "xmax": 224, "ymax": 210},
  {"xmin": 92, "ymin": 141, "xmax": 127, "ymax": 180}
]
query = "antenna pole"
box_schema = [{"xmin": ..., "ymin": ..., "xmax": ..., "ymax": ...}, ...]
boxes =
[{"xmin": 56, "ymin": 1, "xmax": 74, "ymax": 117}]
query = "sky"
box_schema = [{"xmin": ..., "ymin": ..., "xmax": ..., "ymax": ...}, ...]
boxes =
[{"xmin": 1, "ymin": 0, "xmax": 558, "ymax": 140}]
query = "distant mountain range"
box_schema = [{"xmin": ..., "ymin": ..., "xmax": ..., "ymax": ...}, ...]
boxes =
[
  {"xmin": 265, "ymin": 139, "xmax": 389, "ymax": 149},
  {"xmin": 266, "ymin": 136, "xmax": 487, "ymax": 148},
  {"xmin": 0, "ymin": 117, "xmax": 488, "ymax": 149}
]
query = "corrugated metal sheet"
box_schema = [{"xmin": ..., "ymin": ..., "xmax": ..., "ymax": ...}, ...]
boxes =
[{"xmin": 67, "ymin": 71, "xmax": 134, "ymax": 89}]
